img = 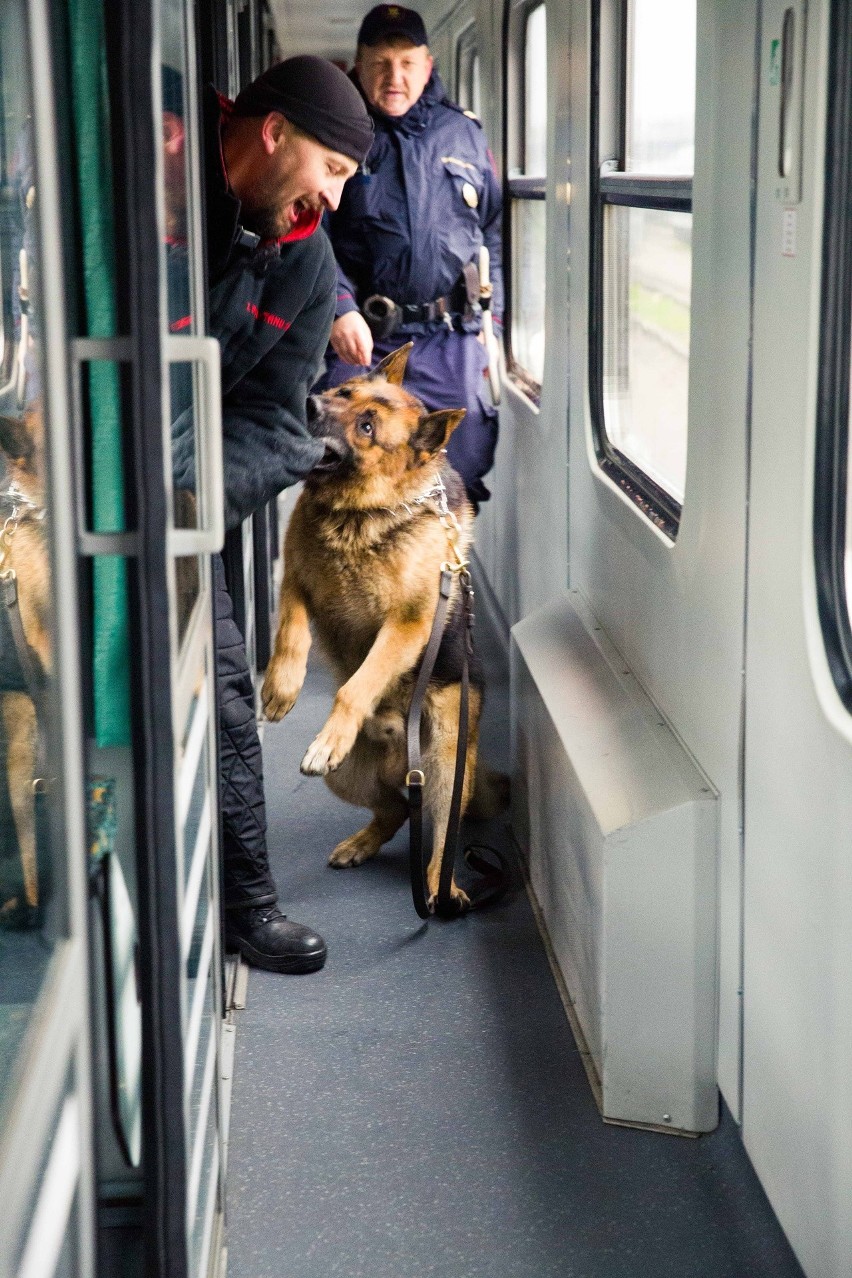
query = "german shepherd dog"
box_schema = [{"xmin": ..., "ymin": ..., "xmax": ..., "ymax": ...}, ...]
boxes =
[
  {"xmin": 0, "ymin": 405, "xmax": 50, "ymax": 922},
  {"xmin": 261, "ymin": 344, "xmax": 502, "ymax": 910}
]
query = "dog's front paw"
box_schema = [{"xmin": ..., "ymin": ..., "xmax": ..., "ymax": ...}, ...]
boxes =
[
  {"xmin": 261, "ymin": 661, "xmax": 304, "ymax": 722},
  {"xmin": 300, "ymin": 716, "xmax": 357, "ymax": 776},
  {"xmin": 329, "ymin": 827, "xmax": 382, "ymax": 867}
]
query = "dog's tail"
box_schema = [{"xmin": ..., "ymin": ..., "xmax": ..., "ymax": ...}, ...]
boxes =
[{"xmin": 466, "ymin": 765, "xmax": 511, "ymax": 820}]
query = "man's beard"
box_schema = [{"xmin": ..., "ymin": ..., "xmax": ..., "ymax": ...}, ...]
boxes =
[{"xmin": 240, "ymin": 202, "xmax": 291, "ymax": 241}]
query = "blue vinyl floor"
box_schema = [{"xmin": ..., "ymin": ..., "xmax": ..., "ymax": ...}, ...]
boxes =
[{"xmin": 226, "ymin": 594, "xmax": 805, "ymax": 1278}]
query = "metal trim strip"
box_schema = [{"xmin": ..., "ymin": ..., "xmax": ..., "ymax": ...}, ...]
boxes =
[
  {"xmin": 178, "ymin": 682, "xmax": 209, "ymax": 828},
  {"xmin": 17, "ymin": 1096, "xmax": 80, "ymax": 1278},
  {"xmin": 194, "ymin": 1144, "xmax": 221, "ymax": 1278},
  {"xmin": 185, "ymin": 1027, "xmax": 217, "ymax": 1225},
  {"xmin": 184, "ymin": 912, "xmax": 215, "ymax": 1091},
  {"xmin": 0, "ymin": 946, "xmax": 83, "ymax": 1274},
  {"xmin": 182, "ymin": 793, "xmax": 213, "ymax": 957}
]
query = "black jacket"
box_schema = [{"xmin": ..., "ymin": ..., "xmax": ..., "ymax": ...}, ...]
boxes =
[{"xmin": 171, "ymin": 87, "xmax": 335, "ymax": 529}]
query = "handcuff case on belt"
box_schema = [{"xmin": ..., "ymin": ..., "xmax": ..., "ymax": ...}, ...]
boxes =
[{"xmin": 361, "ymin": 294, "xmax": 402, "ymax": 339}]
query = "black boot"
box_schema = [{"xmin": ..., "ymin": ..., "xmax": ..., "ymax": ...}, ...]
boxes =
[{"xmin": 225, "ymin": 904, "xmax": 327, "ymax": 974}]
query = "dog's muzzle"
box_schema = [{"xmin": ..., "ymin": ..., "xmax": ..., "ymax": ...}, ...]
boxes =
[
  {"xmin": 306, "ymin": 394, "xmax": 325, "ymax": 436},
  {"xmin": 309, "ymin": 435, "xmax": 351, "ymax": 477}
]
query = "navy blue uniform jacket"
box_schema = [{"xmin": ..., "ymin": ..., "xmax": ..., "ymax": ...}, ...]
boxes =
[
  {"xmin": 171, "ymin": 87, "xmax": 335, "ymax": 529},
  {"xmin": 329, "ymin": 72, "xmax": 503, "ymax": 332}
]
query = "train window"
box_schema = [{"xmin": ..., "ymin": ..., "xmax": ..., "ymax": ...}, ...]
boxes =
[
  {"xmin": 506, "ymin": 0, "xmax": 547, "ymax": 398},
  {"xmin": 590, "ymin": 0, "xmax": 696, "ymax": 536},
  {"xmin": 0, "ymin": 0, "xmax": 74, "ymax": 1113},
  {"xmin": 455, "ymin": 24, "xmax": 482, "ymax": 118},
  {"xmin": 524, "ymin": 4, "xmax": 547, "ymax": 176},
  {"xmin": 814, "ymin": 1, "xmax": 852, "ymax": 710}
]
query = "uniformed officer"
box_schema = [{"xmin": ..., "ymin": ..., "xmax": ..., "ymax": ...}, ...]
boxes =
[{"xmin": 319, "ymin": 4, "xmax": 503, "ymax": 508}]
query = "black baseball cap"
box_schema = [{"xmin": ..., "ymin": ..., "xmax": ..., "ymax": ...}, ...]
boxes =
[{"xmin": 357, "ymin": 5, "xmax": 428, "ymax": 48}]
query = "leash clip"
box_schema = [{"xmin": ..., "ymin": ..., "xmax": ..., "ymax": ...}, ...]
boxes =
[{"xmin": 0, "ymin": 508, "xmax": 21, "ymax": 571}]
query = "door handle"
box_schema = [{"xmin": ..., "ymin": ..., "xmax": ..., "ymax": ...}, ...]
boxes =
[
  {"xmin": 70, "ymin": 337, "xmax": 138, "ymax": 556},
  {"xmin": 166, "ymin": 335, "xmax": 224, "ymax": 556},
  {"xmin": 777, "ymin": 3, "xmax": 807, "ymax": 203}
]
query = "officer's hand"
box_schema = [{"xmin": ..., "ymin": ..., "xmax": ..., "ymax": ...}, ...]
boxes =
[{"xmin": 331, "ymin": 313, "xmax": 373, "ymax": 366}]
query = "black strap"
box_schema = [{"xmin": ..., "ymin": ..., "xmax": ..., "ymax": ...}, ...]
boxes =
[
  {"xmin": 407, "ymin": 569, "xmax": 453, "ymax": 919},
  {"xmin": 2, "ymin": 570, "xmax": 47, "ymax": 773},
  {"xmin": 406, "ymin": 566, "xmax": 510, "ymax": 920},
  {"xmin": 436, "ymin": 578, "xmax": 472, "ymax": 915}
]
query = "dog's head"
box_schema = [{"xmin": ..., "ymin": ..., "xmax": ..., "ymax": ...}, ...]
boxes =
[
  {"xmin": 0, "ymin": 405, "xmax": 45, "ymax": 503},
  {"xmin": 306, "ymin": 344, "xmax": 466, "ymax": 508}
]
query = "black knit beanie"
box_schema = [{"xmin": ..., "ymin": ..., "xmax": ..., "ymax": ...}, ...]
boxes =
[{"xmin": 232, "ymin": 55, "xmax": 374, "ymax": 163}]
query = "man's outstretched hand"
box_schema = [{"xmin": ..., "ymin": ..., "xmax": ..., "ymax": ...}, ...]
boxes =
[{"xmin": 330, "ymin": 312, "xmax": 374, "ymax": 366}]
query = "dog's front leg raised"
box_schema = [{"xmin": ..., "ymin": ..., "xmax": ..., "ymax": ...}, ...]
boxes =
[
  {"xmin": 261, "ymin": 570, "xmax": 312, "ymax": 721},
  {"xmin": 300, "ymin": 615, "xmax": 432, "ymax": 776}
]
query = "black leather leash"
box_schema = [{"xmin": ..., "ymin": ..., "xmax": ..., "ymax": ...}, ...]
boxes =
[
  {"xmin": 2, "ymin": 574, "xmax": 45, "ymax": 707},
  {"xmin": 0, "ymin": 489, "xmax": 48, "ymax": 772},
  {"xmin": 405, "ymin": 551, "xmax": 509, "ymax": 921}
]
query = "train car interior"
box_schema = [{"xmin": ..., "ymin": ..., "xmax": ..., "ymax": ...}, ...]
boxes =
[{"xmin": 0, "ymin": 0, "xmax": 850, "ymax": 1276}]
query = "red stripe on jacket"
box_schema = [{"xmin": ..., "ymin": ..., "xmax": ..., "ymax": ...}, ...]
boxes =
[{"xmin": 246, "ymin": 301, "xmax": 291, "ymax": 331}]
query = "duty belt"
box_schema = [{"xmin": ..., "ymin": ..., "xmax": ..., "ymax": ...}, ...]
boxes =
[
  {"xmin": 360, "ymin": 262, "xmax": 482, "ymax": 340},
  {"xmin": 361, "ymin": 293, "xmax": 457, "ymax": 339}
]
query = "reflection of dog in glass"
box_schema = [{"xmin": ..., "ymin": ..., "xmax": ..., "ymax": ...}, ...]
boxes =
[{"xmin": 0, "ymin": 405, "xmax": 50, "ymax": 923}]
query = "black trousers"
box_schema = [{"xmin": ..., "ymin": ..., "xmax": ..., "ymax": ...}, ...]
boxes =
[{"xmin": 214, "ymin": 555, "xmax": 277, "ymax": 909}]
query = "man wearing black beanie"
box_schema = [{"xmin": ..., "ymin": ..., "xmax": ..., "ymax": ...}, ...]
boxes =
[{"xmin": 170, "ymin": 56, "xmax": 372, "ymax": 974}]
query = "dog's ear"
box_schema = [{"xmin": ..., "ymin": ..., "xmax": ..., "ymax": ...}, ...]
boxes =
[
  {"xmin": 0, "ymin": 414, "xmax": 34, "ymax": 466},
  {"xmin": 366, "ymin": 342, "xmax": 413, "ymax": 386},
  {"xmin": 411, "ymin": 407, "xmax": 466, "ymax": 458}
]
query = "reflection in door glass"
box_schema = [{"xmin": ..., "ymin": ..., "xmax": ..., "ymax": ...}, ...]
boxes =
[
  {"xmin": 524, "ymin": 4, "xmax": 547, "ymax": 176},
  {"xmin": 471, "ymin": 54, "xmax": 482, "ymax": 119},
  {"xmin": 0, "ymin": 0, "xmax": 67, "ymax": 1115},
  {"xmin": 512, "ymin": 198, "xmax": 546, "ymax": 386},
  {"xmin": 162, "ymin": 25, "xmax": 202, "ymax": 645}
]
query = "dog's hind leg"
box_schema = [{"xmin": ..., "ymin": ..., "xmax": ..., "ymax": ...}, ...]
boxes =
[
  {"xmin": 324, "ymin": 730, "xmax": 409, "ymax": 867},
  {"xmin": 422, "ymin": 684, "xmax": 481, "ymax": 908},
  {"xmin": 466, "ymin": 765, "xmax": 511, "ymax": 820},
  {"xmin": 2, "ymin": 692, "xmax": 39, "ymax": 908}
]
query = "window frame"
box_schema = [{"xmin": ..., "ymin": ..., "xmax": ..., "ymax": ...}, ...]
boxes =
[
  {"xmin": 455, "ymin": 21, "xmax": 479, "ymax": 116},
  {"xmin": 814, "ymin": 0, "xmax": 852, "ymax": 710},
  {"xmin": 503, "ymin": 0, "xmax": 547, "ymax": 403},
  {"xmin": 588, "ymin": 0, "xmax": 694, "ymax": 539}
]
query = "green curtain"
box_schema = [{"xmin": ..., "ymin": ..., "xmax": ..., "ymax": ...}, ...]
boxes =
[{"xmin": 68, "ymin": 0, "xmax": 131, "ymax": 747}]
